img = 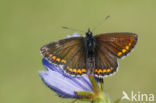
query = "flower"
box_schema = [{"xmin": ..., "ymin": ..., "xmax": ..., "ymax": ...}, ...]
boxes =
[
  {"xmin": 65, "ymin": 33, "xmax": 81, "ymax": 38},
  {"xmin": 39, "ymin": 58, "xmax": 93, "ymax": 98}
]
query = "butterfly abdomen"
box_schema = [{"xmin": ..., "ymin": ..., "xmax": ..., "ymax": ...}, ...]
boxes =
[{"xmin": 85, "ymin": 36, "xmax": 96, "ymax": 75}]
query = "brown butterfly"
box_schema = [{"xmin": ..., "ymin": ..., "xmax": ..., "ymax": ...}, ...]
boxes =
[{"xmin": 40, "ymin": 29, "xmax": 138, "ymax": 78}]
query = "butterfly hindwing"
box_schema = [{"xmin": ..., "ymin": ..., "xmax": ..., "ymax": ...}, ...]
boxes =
[
  {"xmin": 63, "ymin": 46, "xmax": 87, "ymax": 76},
  {"xmin": 94, "ymin": 44, "xmax": 118, "ymax": 78},
  {"xmin": 95, "ymin": 33, "xmax": 138, "ymax": 58},
  {"xmin": 40, "ymin": 37, "xmax": 87, "ymax": 76}
]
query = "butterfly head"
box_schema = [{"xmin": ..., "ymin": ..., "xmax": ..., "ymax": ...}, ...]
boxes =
[{"xmin": 86, "ymin": 28, "xmax": 93, "ymax": 38}]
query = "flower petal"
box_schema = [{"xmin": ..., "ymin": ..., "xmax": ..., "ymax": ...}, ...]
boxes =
[
  {"xmin": 78, "ymin": 75, "xmax": 93, "ymax": 91},
  {"xmin": 42, "ymin": 59, "xmax": 64, "ymax": 74},
  {"xmin": 65, "ymin": 33, "xmax": 80, "ymax": 38},
  {"xmin": 39, "ymin": 69, "xmax": 92, "ymax": 98},
  {"xmin": 42, "ymin": 59, "xmax": 92, "ymax": 90},
  {"xmin": 72, "ymin": 33, "xmax": 81, "ymax": 37}
]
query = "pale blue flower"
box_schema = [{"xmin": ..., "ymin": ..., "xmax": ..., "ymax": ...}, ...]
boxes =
[{"xmin": 39, "ymin": 59, "xmax": 92, "ymax": 98}]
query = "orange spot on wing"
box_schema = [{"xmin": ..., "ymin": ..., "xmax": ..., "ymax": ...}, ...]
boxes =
[
  {"xmin": 56, "ymin": 58, "xmax": 61, "ymax": 62},
  {"xmin": 122, "ymin": 49, "xmax": 126, "ymax": 53},
  {"xmin": 82, "ymin": 69, "xmax": 86, "ymax": 73},
  {"xmin": 61, "ymin": 59, "xmax": 66, "ymax": 63},
  {"xmin": 125, "ymin": 46, "xmax": 129, "ymax": 50},
  {"xmin": 98, "ymin": 69, "xmax": 102, "ymax": 74},
  {"xmin": 69, "ymin": 68, "xmax": 72, "ymax": 72},
  {"xmin": 77, "ymin": 69, "xmax": 82, "ymax": 74},
  {"xmin": 73, "ymin": 69, "xmax": 77, "ymax": 73},
  {"xmin": 107, "ymin": 69, "xmax": 111, "ymax": 72},
  {"xmin": 52, "ymin": 56, "xmax": 56, "ymax": 60},
  {"xmin": 128, "ymin": 42, "xmax": 132, "ymax": 46},
  {"xmin": 103, "ymin": 69, "xmax": 107, "ymax": 73},
  {"xmin": 117, "ymin": 52, "xmax": 122, "ymax": 56},
  {"xmin": 94, "ymin": 69, "xmax": 98, "ymax": 73}
]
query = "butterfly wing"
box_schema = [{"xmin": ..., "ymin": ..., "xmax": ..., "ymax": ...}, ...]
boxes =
[
  {"xmin": 40, "ymin": 37, "xmax": 87, "ymax": 76},
  {"xmin": 94, "ymin": 32, "xmax": 138, "ymax": 78},
  {"xmin": 95, "ymin": 33, "xmax": 138, "ymax": 58},
  {"xmin": 63, "ymin": 46, "xmax": 87, "ymax": 76},
  {"xmin": 94, "ymin": 44, "xmax": 118, "ymax": 78}
]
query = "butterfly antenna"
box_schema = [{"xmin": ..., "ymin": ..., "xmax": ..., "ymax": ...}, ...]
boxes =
[
  {"xmin": 92, "ymin": 15, "xmax": 110, "ymax": 32},
  {"xmin": 61, "ymin": 26, "xmax": 85, "ymax": 33}
]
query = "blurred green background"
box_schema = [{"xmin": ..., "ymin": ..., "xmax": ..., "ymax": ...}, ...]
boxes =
[{"xmin": 0, "ymin": 0, "xmax": 156, "ymax": 103}]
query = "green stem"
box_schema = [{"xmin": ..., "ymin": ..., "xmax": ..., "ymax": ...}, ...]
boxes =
[
  {"xmin": 88, "ymin": 75, "xmax": 100, "ymax": 94},
  {"xmin": 75, "ymin": 75, "xmax": 112, "ymax": 103},
  {"xmin": 93, "ymin": 91, "xmax": 111, "ymax": 103},
  {"xmin": 88, "ymin": 75, "xmax": 111, "ymax": 103}
]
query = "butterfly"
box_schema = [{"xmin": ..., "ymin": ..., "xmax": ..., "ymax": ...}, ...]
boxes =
[{"xmin": 40, "ymin": 29, "xmax": 138, "ymax": 78}]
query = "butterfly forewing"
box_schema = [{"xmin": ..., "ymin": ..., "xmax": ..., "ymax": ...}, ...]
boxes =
[
  {"xmin": 95, "ymin": 33, "xmax": 138, "ymax": 58},
  {"xmin": 40, "ymin": 37, "xmax": 87, "ymax": 76}
]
